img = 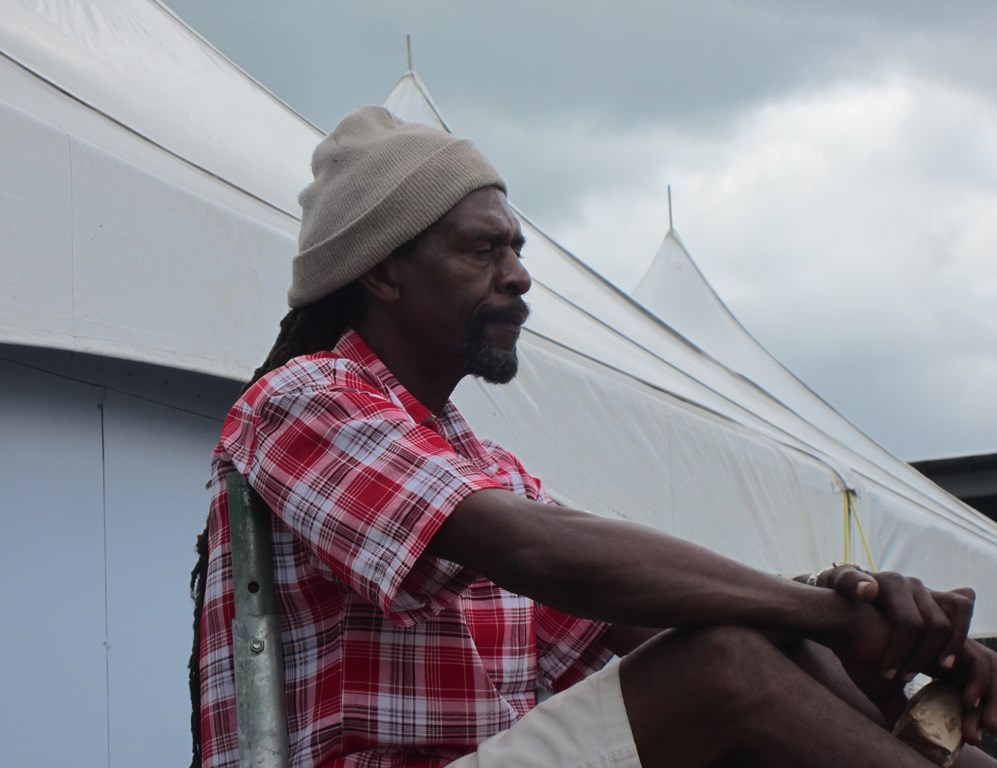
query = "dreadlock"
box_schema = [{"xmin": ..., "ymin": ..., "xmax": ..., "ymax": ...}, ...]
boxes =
[{"xmin": 187, "ymin": 280, "xmax": 364, "ymax": 767}]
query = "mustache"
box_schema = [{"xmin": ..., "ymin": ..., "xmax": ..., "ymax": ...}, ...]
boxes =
[{"xmin": 470, "ymin": 298, "xmax": 531, "ymax": 329}]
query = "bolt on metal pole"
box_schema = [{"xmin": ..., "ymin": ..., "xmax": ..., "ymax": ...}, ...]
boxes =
[{"xmin": 227, "ymin": 472, "xmax": 290, "ymax": 768}]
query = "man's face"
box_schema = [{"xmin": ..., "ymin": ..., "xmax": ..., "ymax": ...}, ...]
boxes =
[{"xmin": 389, "ymin": 186, "xmax": 532, "ymax": 384}]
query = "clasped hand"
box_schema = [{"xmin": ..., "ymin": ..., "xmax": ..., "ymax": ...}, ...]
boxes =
[{"xmin": 817, "ymin": 564, "xmax": 996, "ymax": 743}]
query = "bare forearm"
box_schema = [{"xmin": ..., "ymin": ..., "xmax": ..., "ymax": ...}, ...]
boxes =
[{"xmin": 429, "ymin": 489, "xmax": 878, "ymax": 647}]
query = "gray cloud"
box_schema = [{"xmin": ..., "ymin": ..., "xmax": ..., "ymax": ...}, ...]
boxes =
[
  {"xmin": 163, "ymin": 0, "xmax": 997, "ymax": 460},
  {"xmin": 166, "ymin": 1, "xmax": 993, "ymax": 126}
]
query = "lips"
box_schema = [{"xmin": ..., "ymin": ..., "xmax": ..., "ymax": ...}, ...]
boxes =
[
  {"xmin": 488, "ymin": 318, "xmax": 524, "ymax": 334},
  {"xmin": 477, "ymin": 299, "xmax": 530, "ymax": 329},
  {"xmin": 488, "ymin": 320, "xmax": 523, "ymax": 340}
]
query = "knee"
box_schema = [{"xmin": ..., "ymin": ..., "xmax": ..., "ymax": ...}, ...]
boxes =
[
  {"xmin": 682, "ymin": 624, "xmax": 774, "ymax": 661},
  {"xmin": 616, "ymin": 624, "xmax": 790, "ymax": 765},
  {"xmin": 620, "ymin": 625, "xmax": 781, "ymax": 713}
]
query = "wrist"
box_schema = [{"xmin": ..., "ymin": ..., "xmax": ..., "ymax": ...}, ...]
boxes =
[{"xmin": 802, "ymin": 562, "xmax": 862, "ymax": 588}]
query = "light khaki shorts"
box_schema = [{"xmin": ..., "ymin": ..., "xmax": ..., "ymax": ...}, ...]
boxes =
[{"xmin": 447, "ymin": 662, "xmax": 641, "ymax": 767}]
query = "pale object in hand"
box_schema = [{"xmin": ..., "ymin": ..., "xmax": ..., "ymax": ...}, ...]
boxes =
[{"xmin": 892, "ymin": 680, "xmax": 964, "ymax": 767}]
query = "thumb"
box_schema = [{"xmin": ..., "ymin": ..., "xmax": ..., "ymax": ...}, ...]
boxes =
[
  {"xmin": 951, "ymin": 586, "xmax": 976, "ymax": 603},
  {"xmin": 831, "ymin": 567, "xmax": 878, "ymax": 602},
  {"xmin": 854, "ymin": 576, "xmax": 878, "ymax": 601}
]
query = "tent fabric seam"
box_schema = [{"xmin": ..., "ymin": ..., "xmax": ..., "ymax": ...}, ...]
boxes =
[{"xmin": 0, "ymin": 48, "xmax": 300, "ymax": 220}]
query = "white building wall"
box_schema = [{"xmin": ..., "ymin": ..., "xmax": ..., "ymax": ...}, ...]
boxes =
[{"xmin": 0, "ymin": 344, "xmax": 240, "ymax": 767}]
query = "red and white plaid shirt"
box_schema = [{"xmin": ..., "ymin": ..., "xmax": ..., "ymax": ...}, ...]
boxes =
[{"xmin": 200, "ymin": 329, "xmax": 611, "ymax": 768}]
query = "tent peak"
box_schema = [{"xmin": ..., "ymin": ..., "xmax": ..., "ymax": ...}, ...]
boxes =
[
  {"xmin": 667, "ymin": 184, "xmax": 674, "ymax": 233},
  {"xmin": 384, "ymin": 68, "xmax": 452, "ymax": 132}
]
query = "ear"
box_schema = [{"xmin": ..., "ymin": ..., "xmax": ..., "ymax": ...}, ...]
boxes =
[{"xmin": 359, "ymin": 258, "xmax": 401, "ymax": 304}]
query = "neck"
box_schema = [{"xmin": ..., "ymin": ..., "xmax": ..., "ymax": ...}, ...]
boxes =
[{"xmin": 352, "ymin": 319, "xmax": 462, "ymax": 416}]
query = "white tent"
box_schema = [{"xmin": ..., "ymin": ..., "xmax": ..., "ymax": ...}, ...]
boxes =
[
  {"xmin": 388, "ymin": 71, "xmax": 997, "ymax": 599},
  {"xmin": 1, "ymin": 2, "xmax": 308, "ymax": 764},
  {"xmin": 1, "ymin": 1, "xmax": 995, "ymax": 764}
]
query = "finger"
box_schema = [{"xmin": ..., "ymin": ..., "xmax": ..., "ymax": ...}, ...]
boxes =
[
  {"xmin": 951, "ymin": 586, "xmax": 977, "ymax": 605},
  {"xmin": 962, "ymin": 657, "xmax": 985, "ymax": 743},
  {"xmin": 935, "ymin": 588, "xmax": 974, "ymax": 671},
  {"xmin": 960, "ymin": 648, "xmax": 990, "ymax": 742},
  {"xmin": 984, "ymin": 689, "xmax": 997, "ymax": 737},
  {"xmin": 897, "ymin": 587, "xmax": 951, "ymax": 678},
  {"xmin": 964, "ymin": 705, "xmax": 982, "ymax": 745},
  {"xmin": 825, "ymin": 565, "xmax": 878, "ymax": 602},
  {"xmin": 873, "ymin": 572, "xmax": 924, "ymax": 679},
  {"xmin": 972, "ymin": 643, "xmax": 997, "ymax": 736},
  {"xmin": 962, "ymin": 653, "xmax": 985, "ymax": 712}
]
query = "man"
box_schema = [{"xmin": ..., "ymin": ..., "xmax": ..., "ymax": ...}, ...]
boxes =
[{"xmin": 192, "ymin": 106, "xmax": 997, "ymax": 767}]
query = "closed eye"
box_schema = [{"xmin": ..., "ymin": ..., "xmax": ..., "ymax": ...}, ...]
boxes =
[{"xmin": 466, "ymin": 233, "xmax": 526, "ymax": 258}]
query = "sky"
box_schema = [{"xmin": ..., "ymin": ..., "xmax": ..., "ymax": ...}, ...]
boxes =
[{"xmin": 161, "ymin": 0, "xmax": 997, "ymax": 462}]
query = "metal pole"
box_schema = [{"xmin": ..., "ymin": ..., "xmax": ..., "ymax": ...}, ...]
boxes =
[{"xmin": 228, "ymin": 473, "xmax": 290, "ymax": 768}]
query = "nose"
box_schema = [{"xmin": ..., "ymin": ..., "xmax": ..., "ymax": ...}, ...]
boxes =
[{"xmin": 496, "ymin": 248, "xmax": 532, "ymax": 297}]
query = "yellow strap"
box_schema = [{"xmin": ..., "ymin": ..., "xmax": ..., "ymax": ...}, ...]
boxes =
[
  {"xmin": 843, "ymin": 490, "xmax": 878, "ymax": 571},
  {"xmin": 843, "ymin": 492, "xmax": 852, "ymax": 563}
]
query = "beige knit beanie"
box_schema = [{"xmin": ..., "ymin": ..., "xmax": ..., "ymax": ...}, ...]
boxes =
[{"xmin": 288, "ymin": 106, "xmax": 506, "ymax": 307}]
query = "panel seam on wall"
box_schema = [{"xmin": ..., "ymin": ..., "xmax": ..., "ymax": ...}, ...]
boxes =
[{"xmin": 99, "ymin": 390, "xmax": 111, "ymax": 767}]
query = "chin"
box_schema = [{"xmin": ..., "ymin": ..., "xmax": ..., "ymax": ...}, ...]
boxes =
[
  {"xmin": 473, "ymin": 366, "xmax": 518, "ymax": 386},
  {"xmin": 460, "ymin": 341, "xmax": 519, "ymax": 384}
]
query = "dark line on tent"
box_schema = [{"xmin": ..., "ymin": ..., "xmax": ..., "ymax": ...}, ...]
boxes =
[{"xmin": 0, "ymin": 50, "xmax": 300, "ymax": 222}]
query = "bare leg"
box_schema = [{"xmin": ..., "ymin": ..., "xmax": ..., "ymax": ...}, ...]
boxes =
[
  {"xmin": 957, "ymin": 748, "xmax": 997, "ymax": 767},
  {"xmin": 618, "ymin": 625, "xmax": 985, "ymax": 768},
  {"xmin": 777, "ymin": 636, "xmax": 890, "ymax": 726},
  {"xmin": 786, "ymin": 650, "xmax": 997, "ymax": 767}
]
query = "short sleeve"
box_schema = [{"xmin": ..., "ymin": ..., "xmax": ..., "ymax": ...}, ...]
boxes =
[
  {"xmin": 534, "ymin": 604, "xmax": 613, "ymax": 693},
  {"xmin": 221, "ymin": 375, "xmax": 504, "ymax": 627}
]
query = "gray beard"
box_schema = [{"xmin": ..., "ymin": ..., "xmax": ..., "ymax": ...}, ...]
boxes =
[
  {"xmin": 459, "ymin": 333, "xmax": 519, "ymax": 384},
  {"xmin": 458, "ymin": 298, "xmax": 529, "ymax": 384}
]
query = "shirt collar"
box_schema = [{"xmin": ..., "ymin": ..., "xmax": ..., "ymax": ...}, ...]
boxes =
[{"xmin": 333, "ymin": 328, "xmax": 434, "ymax": 425}]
